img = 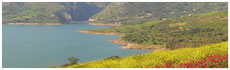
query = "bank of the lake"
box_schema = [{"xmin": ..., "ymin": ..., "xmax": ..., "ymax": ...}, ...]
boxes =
[
  {"xmin": 89, "ymin": 22, "xmax": 122, "ymax": 26},
  {"xmin": 66, "ymin": 42, "xmax": 228, "ymax": 68},
  {"xmin": 77, "ymin": 30, "xmax": 167, "ymax": 51},
  {"xmin": 5, "ymin": 23, "xmax": 63, "ymax": 25}
]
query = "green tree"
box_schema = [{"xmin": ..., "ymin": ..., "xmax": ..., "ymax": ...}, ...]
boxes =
[{"xmin": 68, "ymin": 56, "xmax": 80, "ymax": 65}]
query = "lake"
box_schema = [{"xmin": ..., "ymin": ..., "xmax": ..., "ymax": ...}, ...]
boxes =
[{"xmin": 2, "ymin": 23, "xmax": 150, "ymax": 68}]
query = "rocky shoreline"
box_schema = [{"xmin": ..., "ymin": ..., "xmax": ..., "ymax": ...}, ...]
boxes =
[
  {"xmin": 89, "ymin": 23, "xmax": 121, "ymax": 26},
  {"xmin": 77, "ymin": 30, "xmax": 167, "ymax": 51},
  {"xmin": 77, "ymin": 30, "xmax": 124, "ymax": 36},
  {"xmin": 6, "ymin": 23, "xmax": 63, "ymax": 25}
]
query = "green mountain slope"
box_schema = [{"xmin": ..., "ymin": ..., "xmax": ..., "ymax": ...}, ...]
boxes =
[
  {"xmin": 3, "ymin": 2, "xmax": 227, "ymax": 25},
  {"xmin": 86, "ymin": 11, "xmax": 228, "ymax": 49},
  {"xmin": 3, "ymin": 2, "xmax": 109, "ymax": 24},
  {"xmin": 3, "ymin": 2, "xmax": 65, "ymax": 23},
  {"xmin": 89, "ymin": 2, "xmax": 228, "ymax": 25}
]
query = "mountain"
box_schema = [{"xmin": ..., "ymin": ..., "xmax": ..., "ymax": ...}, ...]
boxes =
[
  {"xmin": 3, "ymin": 2, "xmax": 228, "ymax": 25},
  {"xmin": 60, "ymin": 2, "xmax": 109, "ymax": 22},
  {"xmin": 89, "ymin": 2, "xmax": 228, "ymax": 25},
  {"xmin": 2, "ymin": 2, "xmax": 109, "ymax": 24}
]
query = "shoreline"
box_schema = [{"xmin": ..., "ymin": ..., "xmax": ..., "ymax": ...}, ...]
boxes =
[
  {"xmin": 77, "ymin": 30, "xmax": 167, "ymax": 51},
  {"xmin": 5, "ymin": 23, "xmax": 63, "ymax": 25},
  {"xmin": 88, "ymin": 22, "xmax": 122, "ymax": 26},
  {"xmin": 5, "ymin": 21, "xmax": 121, "ymax": 26}
]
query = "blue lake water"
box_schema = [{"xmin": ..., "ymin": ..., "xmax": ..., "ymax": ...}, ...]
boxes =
[{"xmin": 2, "ymin": 23, "xmax": 150, "ymax": 68}]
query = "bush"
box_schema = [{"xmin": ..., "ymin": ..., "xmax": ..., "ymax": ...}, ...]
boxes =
[
  {"xmin": 68, "ymin": 56, "xmax": 80, "ymax": 65},
  {"xmin": 61, "ymin": 63, "xmax": 70, "ymax": 67},
  {"xmin": 104, "ymin": 56, "xmax": 120, "ymax": 60}
]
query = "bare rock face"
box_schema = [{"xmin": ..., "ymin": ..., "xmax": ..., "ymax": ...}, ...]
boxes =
[
  {"xmin": 60, "ymin": 2, "xmax": 109, "ymax": 22},
  {"xmin": 64, "ymin": 12, "xmax": 72, "ymax": 20}
]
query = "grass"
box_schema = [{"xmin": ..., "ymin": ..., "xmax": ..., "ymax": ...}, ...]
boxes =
[
  {"xmin": 66, "ymin": 42, "xmax": 228, "ymax": 68},
  {"xmin": 193, "ymin": 12, "xmax": 222, "ymax": 17},
  {"xmin": 169, "ymin": 22, "xmax": 186, "ymax": 27}
]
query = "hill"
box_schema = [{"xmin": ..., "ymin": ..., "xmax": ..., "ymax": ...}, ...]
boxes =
[
  {"xmin": 89, "ymin": 2, "xmax": 228, "ymax": 25},
  {"xmin": 84, "ymin": 11, "xmax": 228, "ymax": 49},
  {"xmin": 2, "ymin": 2, "xmax": 109, "ymax": 25},
  {"xmin": 3, "ymin": 2, "xmax": 227, "ymax": 25}
]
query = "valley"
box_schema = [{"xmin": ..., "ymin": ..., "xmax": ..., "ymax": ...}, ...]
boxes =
[{"xmin": 2, "ymin": 2, "xmax": 228, "ymax": 68}]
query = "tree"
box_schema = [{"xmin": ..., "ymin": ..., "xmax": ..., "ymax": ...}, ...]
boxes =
[{"xmin": 68, "ymin": 56, "xmax": 80, "ymax": 65}]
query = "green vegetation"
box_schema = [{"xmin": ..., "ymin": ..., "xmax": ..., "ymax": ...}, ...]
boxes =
[
  {"xmin": 90, "ymin": 2, "xmax": 228, "ymax": 25},
  {"xmin": 88, "ymin": 11, "xmax": 228, "ymax": 49},
  {"xmin": 104, "ymin": 56, "xmax": 120, "ymax": 60},
  {"xmin": 2, "ymin": 2, "xmax": 109, "ymax": 23},
  {"xmin": 61, "ymin": 56, "xmax": 80, "ymax": 67},
  {"xmin": 67, "ymin": 11, "xmax": 228, "ymax": 68},
  {"xmin": 68, "ymin": 56, "xmax": 80, "ymax": 65},
  {"xmin": 66, "ymin": 42, "xmax": 227, "ymax": 68},
  {"xmin": 3, "ymin": 2, "xmax": 227, "ymax": 25},
  {"xmin": 3, "ymin": 2, "xmax": 65, "ymax": 23}
]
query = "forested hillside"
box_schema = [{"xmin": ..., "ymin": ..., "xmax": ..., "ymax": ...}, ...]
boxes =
[
  {"xmin": 3, "ymin": 2, "xmax": 227, "ymax": 25},
  {"xmin": 3, "ymin": 2, "xmax": 65, "ymax": 23},
  {"xmin": 87, "ymin": 11, "xmax": 228, "ymax": 49},
  {"xmin": 2, "ymin": 2, "xmax": 109, "ymax": 24},
  {"xmin": 89, "ymin": 2, "xmax": 228, "ymax": 25}
]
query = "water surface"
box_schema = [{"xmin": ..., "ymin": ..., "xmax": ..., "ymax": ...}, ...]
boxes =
[{"xmin": 2, "ymin": 23, "xmax": 149, "ymax": 68}]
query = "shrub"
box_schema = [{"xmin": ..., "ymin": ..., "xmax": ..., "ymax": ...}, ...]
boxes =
[
  {"xmin": 104, "ymin": 56, "xmax": 120, "ymax": 60},
  {"xmin": 68, "ymin": 56, "xmax": 80, "ymax": 65}
]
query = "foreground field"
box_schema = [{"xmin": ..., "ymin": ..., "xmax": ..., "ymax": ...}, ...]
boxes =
[{"xmin": 66, "ymin": 42, "xmax": 228, "ymax": 68}]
